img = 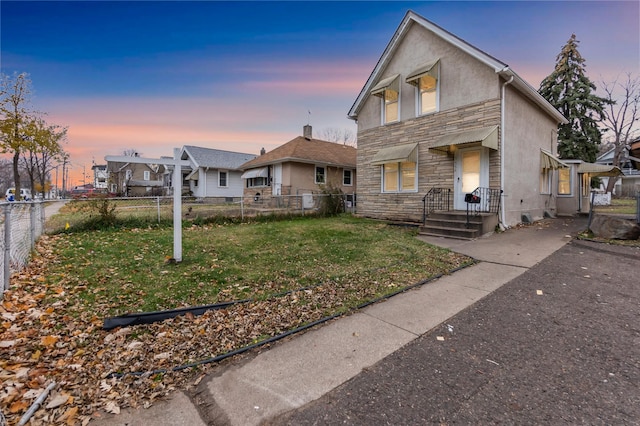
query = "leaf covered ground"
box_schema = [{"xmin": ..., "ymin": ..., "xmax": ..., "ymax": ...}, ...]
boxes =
[{"xmin": 1, "ymin": 218, "xmax": 471, "ymax": 425}]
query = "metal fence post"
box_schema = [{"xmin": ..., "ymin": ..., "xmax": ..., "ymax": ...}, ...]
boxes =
[
  {"xmin": 157, "ymin": 196, "xmax": 161, "ymax": 223},
  {"xmin": 4, "ymin": 204, "xmax": 11, "ymax": 293},
  {"xmin": 30, "ymin": 202, "xmax": 36, "ymax": 250}
]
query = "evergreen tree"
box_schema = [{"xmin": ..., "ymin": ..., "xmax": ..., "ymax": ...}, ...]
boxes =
[{"xmin": 539, "ymin": 34, "xmax": 608, "ymax": 162}]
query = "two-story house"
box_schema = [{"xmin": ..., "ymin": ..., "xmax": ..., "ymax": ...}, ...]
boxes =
[
  {"xmin": 348, "ymin": 10, "xmax": 570, "ymax": 234},
  {"xmin": 107, "ymin": 157, "xmax": 166, "ymax": 197}
]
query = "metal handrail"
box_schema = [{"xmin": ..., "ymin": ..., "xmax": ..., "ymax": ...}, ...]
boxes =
[
  {"xmin": 465, "ymin": 187, "xmax": 503, "ymax": 227},
  {"xmin": 422, "ymin": 187, "xmax": 451, "ymax": 223}
]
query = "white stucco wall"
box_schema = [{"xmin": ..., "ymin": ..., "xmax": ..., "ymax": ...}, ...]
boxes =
[{"xmin": 502, "ymin": 85, "xmax": 561, "ymax": 226}]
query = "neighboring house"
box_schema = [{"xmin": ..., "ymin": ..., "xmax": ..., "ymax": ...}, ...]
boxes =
[
  {"xmin": 92, "ymin": 164, "xmax": 108, "ymax": 191},
  {"xmin": 556, "ymin": 160, "xmax": 623, "ymax": 213},
  {"xmin": 106, "ymin": 158, "xmax": 166, "ymax": 196},
  {"xmin": 348, "ymin": 10, "xmax": 580, "ymax": 231},
  {"xmin": 596, "ymin": 143, "xmax": 640, "ymax": 197},
  {"xmin": 180, "ymin": 145, "xmax": 257, "ymax": 198},
  {"xmin": 238, "ymin": 125, "xmax": 357, "ymax": 200}
]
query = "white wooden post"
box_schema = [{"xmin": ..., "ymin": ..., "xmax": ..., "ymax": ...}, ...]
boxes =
[
  {"xmin": 105, "ymin": 151, "xmax": 191, "ymax": 262},
  {"xmin": 172, "ymin": 148, "xmax": 183, "ymax": 262}
]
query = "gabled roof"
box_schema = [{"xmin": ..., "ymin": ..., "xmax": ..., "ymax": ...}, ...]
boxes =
[
  {"xmin": 239, "ymin": 136, "xmax": 357, "ymax": 170},
  {"xmin": 181, "ymin": 145, "xmax": 257, "ymax": 170},
  {"xmin": 348, "ymin": 10, "xmax": 567, "ymax": 125}
]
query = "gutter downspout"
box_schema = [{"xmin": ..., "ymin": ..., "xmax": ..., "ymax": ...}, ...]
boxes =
[{"xmin": 500, "ymin": 71, "xmax": 514, "ymax": 230}]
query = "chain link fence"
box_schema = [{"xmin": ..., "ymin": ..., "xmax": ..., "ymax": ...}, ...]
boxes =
[
  {"xmin": 59, "ymin": 192, "xmax": 357, "ymax": 225},
  {"xmin": 1, "ymin": 201, "xmax": 46, "ymax": 296}
]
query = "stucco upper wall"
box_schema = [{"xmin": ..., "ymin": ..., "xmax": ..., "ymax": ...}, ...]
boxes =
[
  {"xmin": 501, "ymin": 84, "xmax": 561, "ymax": 226},
  {"xmin": 357, "ymin": 22, "xmax": 500, "ymax": 132}
]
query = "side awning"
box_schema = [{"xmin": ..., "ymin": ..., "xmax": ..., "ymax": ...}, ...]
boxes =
[
  {"xmin": 577, "ymin": 163, "xmax": 623, "ymax": 177},
  {"xmin": 371, "ymin": 74, "xmax": 400, "ymax": 97},
  {"xmin": 540, "ymin": 149, "xmax": 569, "ymax": 170},
  {"xmin": 406, "ymin": 59, "xmax": 440, "ymax": 85},
  {"xmin": 429, "ymin": 126, "xmax": 499, "ymax": 154},
  {"xmin": 371, "ymin": 143, "xmax": 418, "ymax": 165},
  {"xmin": 241, "ymin": 167, "xmax": 268, "ymax": 179}
]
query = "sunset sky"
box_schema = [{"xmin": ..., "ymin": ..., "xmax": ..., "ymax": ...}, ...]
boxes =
[{"xmin": 1, "ymin": 1, "xmax": 638, "ymax": 187}]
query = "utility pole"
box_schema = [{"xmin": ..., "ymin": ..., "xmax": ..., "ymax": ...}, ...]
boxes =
[{"xmin": 61, "ymin": 154, "xmax": 69, "ymax": 198}]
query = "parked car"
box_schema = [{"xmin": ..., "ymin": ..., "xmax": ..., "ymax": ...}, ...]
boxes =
[{"xmin": 5, "ymin": 188, "xmax": 32, "ymax": 201}]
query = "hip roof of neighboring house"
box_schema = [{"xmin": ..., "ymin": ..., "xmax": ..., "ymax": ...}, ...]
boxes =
[
  {"xmin": 348, "ymin": 10, "xmax": 567, "ymax": 125},
  {"xmin": 181, "ymin": 145, "xmax": 257, "ymax": 170},
  {"xmin": 239, "ymin": 136, "xmax": 357, "ymax": 170}
]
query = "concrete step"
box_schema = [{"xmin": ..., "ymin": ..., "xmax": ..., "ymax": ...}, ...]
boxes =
[
  {"xmin": 419, "ymin": 224, "xmax": 479, "ymax": 239},
  {"xmin": 424, "ymin": 217, "xmax": 482, "ymax": 231}
]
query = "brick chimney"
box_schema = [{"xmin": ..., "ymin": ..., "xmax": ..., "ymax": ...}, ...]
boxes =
[{"xmin": 303, "ymin": 124, "xmax": 312, "ymax": 140}]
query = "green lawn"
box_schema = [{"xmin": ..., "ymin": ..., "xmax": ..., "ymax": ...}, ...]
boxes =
[
  {"xmin": 594, "ymin": 197, "xmax": 637, "ymax": 215},
  {"xmin": 45, "ymin": 215, "xmax": 471, "ymax": 316}
]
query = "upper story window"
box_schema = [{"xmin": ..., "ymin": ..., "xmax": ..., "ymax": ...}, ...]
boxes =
[
  {"xmin": 343, "ymin": 169, "xmax": 353, "ymax": 186},
  {"xmin": 143, "ymin": 170, "xmax": 150, "ymax": 181},
  {"xmin": 219, "ymin": 170, "xmax": 228, "ymax": 187},
  {"xmin": 371, "ymin": 74, "xmax": 400, "ymax": 125},
  {"xmin": 315, "ymin": 166, "xmax": 326, "ymax": 184},
  {"xmin": 406, "ymin": 59, "xmax": 439, "ymax": 116}
]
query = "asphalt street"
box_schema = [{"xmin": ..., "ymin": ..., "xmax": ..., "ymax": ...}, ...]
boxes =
[{"xmin": 273, "ymin": 239, "xmax": 640, "ymax": 425}]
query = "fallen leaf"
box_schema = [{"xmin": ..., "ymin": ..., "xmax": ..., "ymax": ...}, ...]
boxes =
[
  {"xmin": 41, "ymin": 335, "xmax": 59, "ymax": 347},
  {"xmin": 46, "ymin": 392, "xmax": 71, "ymax": 409},
  {"xmin": 105, "ymin": 401, "xmax": 120, "ymax": 414}
]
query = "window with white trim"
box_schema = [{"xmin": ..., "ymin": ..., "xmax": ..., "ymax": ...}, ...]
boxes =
[
  {"xmin": 143, "ymin": 170, "xmax": 150, "ymax": 181},
  {"xmin": 343, "ymin": 169, "xmax": 353, "ymax": 186},
  {"xmin": 406, "ymin": 60, "xmax": 439, "ymax": 116},
  {"xmin": 219, "ymin": 170, "xmax": 228, "ymax": 187},
  {"xmin": 315, "ymin": 166, "xmax": 326, "ymax": 184},
  {"xmin": 371, "ymin": 75, "xmax": 400, "ymax": 125},
  {"xmin": 383, "ymin": 88, "xmax": 399, "ymax": 124},
  {"xmin": 558, "ymin": 167, "xmax": 571, "ymax": 195},
  {"xmin": 418, "ymin": 74, "xmax": 437, "ymax": 115},
  {"xmin": 382, "ymin": 161, "xmax": 417, "ymax": 193}
]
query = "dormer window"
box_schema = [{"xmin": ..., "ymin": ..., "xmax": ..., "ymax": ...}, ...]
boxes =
[
  {"xmin": 406, "ymin": 59, "xmax": 439, "ymax": 116},
  {"xmin": 371, "ymin": 74, "xmax": 400, "ymax": 124}
]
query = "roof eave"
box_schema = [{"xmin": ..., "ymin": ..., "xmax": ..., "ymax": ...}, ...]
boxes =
[{"xmin": 497, "ymin": 68, "xmax": 568, "ymax": 125}]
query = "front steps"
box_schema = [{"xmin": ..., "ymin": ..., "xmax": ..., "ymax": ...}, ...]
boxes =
[{"xmin": 419, "ymin": 211, "xmax": 498, "ymax": 240}]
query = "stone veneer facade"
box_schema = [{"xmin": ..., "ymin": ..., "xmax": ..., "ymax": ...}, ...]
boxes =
[{"xmin": 357, "ymin": 98, "xmax": 502, "ymax": 222}]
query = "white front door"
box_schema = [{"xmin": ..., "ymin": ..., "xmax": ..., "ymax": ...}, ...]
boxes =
[{"xmin": 454, "ymin": 148, "xmax": 488, "ymax": 210}]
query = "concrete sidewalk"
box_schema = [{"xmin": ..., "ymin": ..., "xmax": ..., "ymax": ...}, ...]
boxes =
[{"xmin": 92, "ymin": 217, "xmax": 587, "ymax": 426}]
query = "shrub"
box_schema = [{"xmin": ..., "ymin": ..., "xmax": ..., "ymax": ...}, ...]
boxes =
[{"xmin": 318, "ymin": 184, "xmax": 345, "ymax": 217}]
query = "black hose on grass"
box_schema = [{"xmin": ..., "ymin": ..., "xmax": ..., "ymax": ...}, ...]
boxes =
[{"xmin": 105, "ymin": 259, "xmax": 477, "ymax": 380}]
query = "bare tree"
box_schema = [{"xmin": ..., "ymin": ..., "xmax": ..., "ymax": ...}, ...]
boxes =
[
  {"xmin": 318, "ymin": 127, "xmax": 357, "ymax": 147},
  {"xmin": 123, "ymin": 148, "xmax": 141, "ymax": 157},
  {"xmin": 600, "ymin": 73, "xmax": 640, "ymax": 193}
]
